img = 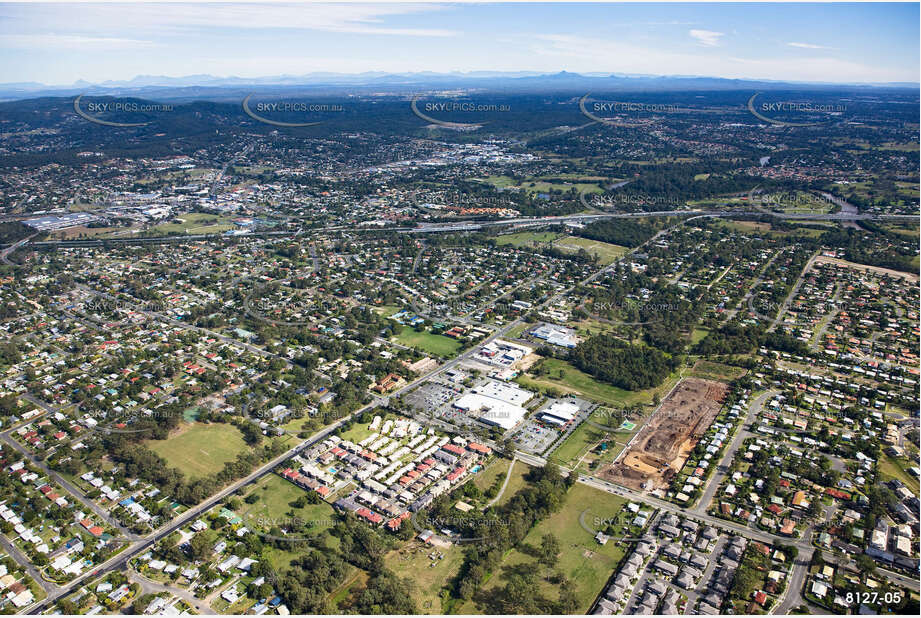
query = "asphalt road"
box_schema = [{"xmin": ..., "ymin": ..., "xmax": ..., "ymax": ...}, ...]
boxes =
[
  {"xmin": 691, "ymin": 390, "xmax": 780, "ymax": 515},
  {"xmin": 25, "ymin": 417, "xmax": 344, "ymax": 614},
  {"xmin": 0, "ymin": 426, "xmax": 137, "ymax": 540},
  {"xmin": 574, "ymin": 475, "xmax": 919, "ymax": 592}
]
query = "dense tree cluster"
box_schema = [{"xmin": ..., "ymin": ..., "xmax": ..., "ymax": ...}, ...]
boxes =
[
  {"xmin": 821, "ymin": 225, "xmax": 918, "ymax": 273},
  {"xmin": 571, "ymin": 334, "xmax": 678, "ymax": 390},
  {"xmin": 575, "ymin": 217, "xmax": 668, "ymax": 247}
]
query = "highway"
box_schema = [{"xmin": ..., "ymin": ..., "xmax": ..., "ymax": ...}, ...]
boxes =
[
  {"xmin": 21, "ymin": 209, "xmax": 921, "ymax": 249},
  {"xmin": 0, "ymin": 233, "xmax": 36, "ymax": 264}
]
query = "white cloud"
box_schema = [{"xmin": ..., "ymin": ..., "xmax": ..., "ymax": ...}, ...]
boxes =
[
  {"xmin": 1, "ymin": 3, "xmax": 457, "ymax": 39},
  {"xmin": 689, "ymin": 29, "xmax": 724, "ymax": 47},
  {"xmin": 787, "ymin": 42, "xmax": 831, "ymax": 50},
  {"xmin": 0, "ymin": 34, "xmax": 156, "ymax": 50}
]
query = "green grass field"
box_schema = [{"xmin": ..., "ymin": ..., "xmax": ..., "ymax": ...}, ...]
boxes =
[
  {"xmin": 151, "ymin": 212, "xmax": 236, "ymax": 235},
  {"xmin": 883, "ymin": 225, "xmax": 920, "ymax": 239},
  {"xmin": 517, "ymin": 358, "xmax": 680, "ymax": 408},
  {"xmin": 553, "ymin": 236, "xmax": 627, "ymax": 265},
  {"xmin": 878, "ymin": 452, "xmax": 920, "ymax": 494},
  {"xmin": 328, "ymin": 568, "xmax": 367, "ymax": 611},
  {"xmin": 373, "ymin": 304, "xmax": 404, "ymax": 317},
  {"xmin": 459, "ymin": 483, "xmax": 629, "ymax": 614},
  {"xmin": 716, "ymin": 220, "xmax": 773, "ymax": 233},
  {"xmin": 568, "ymin": 318, "xmax": 617, "ymax": 338},
  {"xmin": 395, "ymin": 326, "xmax": 463, "ymax": 357},
  {"xmin": 550, "ymin": 407, "xmax": 646, "ymax": 468},
  {"xmin": 496, "ymin": 231, "xmax": 560, "ymax": 247},
  {"xmin": 240, "ymin": 475, "xmax": 344, "ymax": 574},
  {"xmin": 472, "ymin": 459, "xmax": 530, "ymax": 507},
  {"xmin": 477, "ymin": 175, "xmax": 604, "ymax": 196},
  {"xmin": 687, "ymin": 360, "xmax": 747, "ymax": 381},
  {"xmin": 691, "ymin": 328, "xmax": 710, "ymax": 345},
  {"xmin": 337, "ymin": 411, "xmax": 405, "ymax": 445},
  {"xmin": 146, "ymin": 422, "xmax": 248, "ymax": 480},
  {"xmin": 240, "ymin": 475, "xmax": 339, "ymax": 531},
  {"xmin": 506, "ymin": 321, "xmax": 534, "ymax": 339}
]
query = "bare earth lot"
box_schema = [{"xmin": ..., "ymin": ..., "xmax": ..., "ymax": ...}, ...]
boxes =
[{"xmin": 599, "ymin": 377, "xmax": 727, "ymax": 490}]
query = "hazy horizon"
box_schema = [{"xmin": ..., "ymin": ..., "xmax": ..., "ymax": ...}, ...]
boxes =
[{"xmin": 1, "ymin": 1, "xmax": 918, "ymax": 85}]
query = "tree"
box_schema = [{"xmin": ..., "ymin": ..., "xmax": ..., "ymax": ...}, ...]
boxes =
[
  {"xmin": 500, "ymin": 572, "xmax": 537, "ymax": 613},
  {"xmin": 538, "ymin": 533, "xmax": 561, "ymax": 569},
  {"xmin": 187, "ymin": 531, "xmax": 212, "ymax": 562},
  {"xmin": 807, "ymin": 499, "xmax": 823, "ymax": 521},
  {"xmin": 556, "ymin": 578, "xmax": 579, "ymax": 613},
  {"xmin": 855, "ymin": 554, "xmax": 877, "ymax": 576}
]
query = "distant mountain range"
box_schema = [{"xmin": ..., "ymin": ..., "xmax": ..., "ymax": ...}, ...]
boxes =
[{"xmin": 1, "ymin": 71, "xmax": 917, "ymax": 102}]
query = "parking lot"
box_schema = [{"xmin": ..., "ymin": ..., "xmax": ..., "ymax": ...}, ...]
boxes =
[{"xmin": 510, "ymin": 397, "xmax": 594, "ymax": 455}]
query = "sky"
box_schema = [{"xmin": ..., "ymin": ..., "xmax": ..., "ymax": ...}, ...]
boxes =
[{"xmin": 0, "ymin": 1, "xmax": 918, "ymax": 85}]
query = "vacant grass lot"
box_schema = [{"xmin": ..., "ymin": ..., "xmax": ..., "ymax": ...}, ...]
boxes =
[
  {"xmin": 506, "ymin": 321, "xmax": 533, "ymax": 339},
  {"xmin": 146, "ymin": 422, "xmax": 248, "ymax": 480},
  {"xmin": 691, "ymin": 328, "xmax": 710, "ymax": 345},
  {"xmin": 687, "ymin": 359, "xmax": 747, "ymax": 381},
  {"xmin": 373, "ymin": 304, "xmax": 404, "ymax": 317},
  {"xmin": 878, "ymin": 452, "xmax": 919, "ymax": 494},
  {"xmin": 477, "ymin": 175, "xmax": 604, "ymax": 196},
  {"xmin": 553, "ymin": 236, "xmax": 627, "ymax": 265},
  {"xmin": 714, "ymin": 219, "xmax": 825, "ymax": 239},
  {"xmin": 395, "ymin": 326, "xmax": 462, "ymax": 357},
  {"xmin": 337, "ymin": 411, "xmax": 407, "ymax": 448},
  {"xmin": 386, "ymin": 541, "xmax": 466, "ymax": 614},
  {"xmin": 240, "ymin": 475, "xmax": 339, "ymax": 532},
  {"xmin": 459, "ymin": 483, "xmax": 629, "ymax": 614},
  {"xmin": 517, "ymin": 358, "xmax": 680, "ymax": 408},
  {"xmin": 329, "ymin": 568, "xmax": 368, "ymax": 611},
  {"xmin": 472, "ymin": 458, "xmax": 530, "ymax": 507},
  {"xmin": 496, "ymin": 231, "xmax": 560, "ymax": 247}
]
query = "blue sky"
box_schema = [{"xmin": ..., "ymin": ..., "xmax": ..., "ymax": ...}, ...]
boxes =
[{"xmin": 0, "ymin": 2, "xmax": 917, "ymax": 85}]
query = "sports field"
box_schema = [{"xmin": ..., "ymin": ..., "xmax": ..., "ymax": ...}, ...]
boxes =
[
  {"xmin": 496, "ymin": 231, "xmax": 560, "ymax": 247},
  {"xmin": 146, "ymin": 422, "xmax": 248, "ymax": 479},
  {"xmin": 395, "ymin": 326, "xmax": 462, "ymax": 357},
  {"xmin": 553, "ymin": 236, "xmax": 627, "ymax": 265}
]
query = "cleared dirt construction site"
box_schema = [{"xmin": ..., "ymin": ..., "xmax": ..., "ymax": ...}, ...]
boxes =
[{"xmin": 600, "ymin": 378, "xmax": 728, "ymax": 490}]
